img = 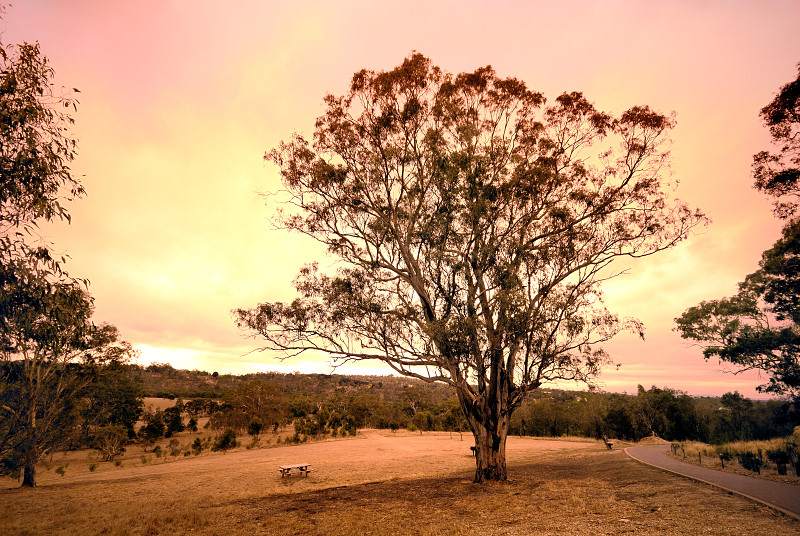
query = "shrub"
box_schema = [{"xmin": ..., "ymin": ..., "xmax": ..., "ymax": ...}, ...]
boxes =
[
  {"xmin": 192, "ymin": 438, "xmax": 203, "ymax": 455},
  {"xmin": 247, "ymin": 417, "xmax": 264, "ymax": 438},
  {"xmin": 55, "ymin": 464, "xmax": 67, "ymax": 477},
  {"xmin": 89, "ymin": 463, "xmax": 98, "ymax": 472},
  {"xmin": 737, "ymin": 452, "xmax": 762, "ymax": 474},
  {"xmin": 716, "ymin": 446, "xmax": 733, "ymax": 468},
  {"xmin": 212, "ymin": 429, "xmax": 237, "ymax": 451},
  {"xmin": 766, "ymin": 447, "xmax": 791, "ymax": 464},
  {"xmin": 293, "ymin": 416, "xmax": 322, "ymax": 437},
  {"xmin": 153, "ymin": 446, "xmax": 163, "ymax": 458}
]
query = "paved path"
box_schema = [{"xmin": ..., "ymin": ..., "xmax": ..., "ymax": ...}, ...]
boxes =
[{"xmin": 626, "ymin": 444, "xmax": 800, "ymax": 519}]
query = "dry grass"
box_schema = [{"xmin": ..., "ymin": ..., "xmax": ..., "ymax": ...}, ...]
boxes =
[
  {"xmin": 142, "ymin": 397, "xmax": 180, "ymax": 412},
  {"xmin": 1, "ymin": 430, "xmax": 798, "ymax": 535}
]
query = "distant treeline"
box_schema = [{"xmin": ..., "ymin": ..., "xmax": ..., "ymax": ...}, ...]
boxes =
[{"xmin": 138, "ymin": 363, "xmax": 799, "ymax": 445}]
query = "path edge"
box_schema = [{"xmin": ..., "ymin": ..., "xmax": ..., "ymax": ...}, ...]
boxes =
[{"xmin": 624, "ymin": 446, "xmax": 800, "ymax": 521}]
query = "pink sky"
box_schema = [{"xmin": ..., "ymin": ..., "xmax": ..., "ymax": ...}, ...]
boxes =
[{"xmin": 6, "ymin": 1, "xmax": 800, "ymax": 397}]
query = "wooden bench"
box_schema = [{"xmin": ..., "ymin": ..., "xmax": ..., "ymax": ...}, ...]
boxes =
[
  {"xmin": 278, "ymin": 463, "xmax": 312, "ymax": 478},
  {"xmin": 601, "ymin": 435, "xmax": 614, "ymax": 450}
]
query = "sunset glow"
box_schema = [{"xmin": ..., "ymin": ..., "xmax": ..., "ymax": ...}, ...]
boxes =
[{"xmin": 6, "ymin": 1, "xmax": 800, "ymax": 397}]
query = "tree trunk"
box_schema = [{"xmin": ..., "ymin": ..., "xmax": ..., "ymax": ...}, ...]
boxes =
[
  {"xmin": 21, "ymin": 399, "xmax": 38, "ymax": 488},
  {"xmin": 469, "ymin": 413, "xmax": 510, "ymax": 482},
  {"xmin": 21, "ymin": 447, "xmax": 37, "ymax": 487}
]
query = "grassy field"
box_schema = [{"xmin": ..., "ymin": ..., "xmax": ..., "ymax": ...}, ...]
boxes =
[{"xmin": 1, "ymin": 430, "xmax": 798, "ymax": 535}]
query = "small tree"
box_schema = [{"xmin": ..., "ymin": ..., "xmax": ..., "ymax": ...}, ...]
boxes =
[
  {"xmin": 163, "ymin": 406, "xmax": 185, "ymax": 437},
  {"xmin": 236, "ymin": 54, "xmax": 705, "ymax": 481},
  {"xmin": 247, "ymin": 417, "xmax": 263, "ymax": 438},
  {"xmin": 137, "ymin": 409, "xmax": 165, "ymax": 451},
  {"xmin": 93, "ymin": 424, "xmax": 128, "ymax": 462}
]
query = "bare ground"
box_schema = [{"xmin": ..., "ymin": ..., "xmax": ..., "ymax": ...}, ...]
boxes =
[{"xmin": 1, "ymin": 430, "xmax": 797, "ymax": 535}]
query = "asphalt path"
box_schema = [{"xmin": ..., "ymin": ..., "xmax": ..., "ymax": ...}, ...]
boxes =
[{"xmin": 626, "ymin": 444, "xmax": 800, "ymax": 519}]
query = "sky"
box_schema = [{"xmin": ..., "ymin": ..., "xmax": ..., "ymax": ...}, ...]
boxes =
[{"xmin": 4, "ymin": 0, "xmax": 800, "ymax": 398}]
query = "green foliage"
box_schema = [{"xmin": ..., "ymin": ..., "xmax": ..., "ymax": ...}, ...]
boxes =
[
  {"xmin": 146, "ymin": 365, "xmax": 799, "ymax": 446},
  {"xmin": 211, "ymin": 429, "xmax": 237, "ymax": 452},
  {"xmin": 208, "ymin": 379, "xmax": 287, "ymax": 434},
  {"xmin": 78, "ymin": 361, "xmax": 143, "ymax": 444},
  {"xmin": 752, "ymin": 63, "xmax": 800, "ymax": 219},
  {"xmin": 766, "ymin": 446, "xmax": 791, "ymax": 464},
  {"xmin": 715, "ymin": 445, "xmax": 733, "ymax": 462},
  {"xmin": 137, "ymin": 409, "xmax": 165, "ymax": 450},
  {"xmin": 163, "ymin": 406, "xmax": 185, "ymax": 436},
  {"xmin": 247, "ymin": 417, "xmax": 263, "ymax": 437},
  {"xmin": 676, "ymin": 220, "xmax": 800, "ymax": 400},
  {"xmin": 737, "ymin": 451, "xmax": 762, "ymax": 474}
]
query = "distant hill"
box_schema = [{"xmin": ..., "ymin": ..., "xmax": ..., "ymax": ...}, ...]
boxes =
[{"xmin": 134, "ymin": 362, "xmax": 454, "ymax": 400}]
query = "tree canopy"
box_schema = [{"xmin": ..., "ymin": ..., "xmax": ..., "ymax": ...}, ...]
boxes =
[
  {"xmin": 236, "ymin": 53, "xmax": 706, "ymax": 481},
  {"xmin": 753, "ymin": 63, "xmax": 800, "ymax": 219}
]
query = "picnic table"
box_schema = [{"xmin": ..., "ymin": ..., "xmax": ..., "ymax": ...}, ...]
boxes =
[{"xmin": 278, "ymin": 463, "xmax": 312, "ymax": 478}]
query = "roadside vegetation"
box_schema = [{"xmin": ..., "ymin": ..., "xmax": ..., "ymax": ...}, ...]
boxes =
[{"xmin": 669, "ymin": 426, "xmax": 800, "ymax": 481}]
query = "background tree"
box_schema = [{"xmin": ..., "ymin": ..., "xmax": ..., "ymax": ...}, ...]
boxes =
[
  {"xmin": 0, "ymin": 277, "xmax": 132, "ymax": 486},
  {"xmin": 163, "ymin": 405, "xmax": 185, "ymax": 437},
  {"xmin": 676, "ymin": 65, "xmax": 800, "ymax": 402},
  {"xmin": 236, "ymin": 53, "xmax": 705, "ymax": 481},
  {"xmin": 208, "ymin": 379, "xmax": 288, "ymax": 433},
  {"xmin": 137, "ymin": 408, "xmax": 165, "ymax": 451},
  {"xmin": 93, "ymin": 424, "xmax": 128, "ymax": 462},
  {"xmin": 76, "ymin": 359, "xmax": 143, "ymax": 444}
]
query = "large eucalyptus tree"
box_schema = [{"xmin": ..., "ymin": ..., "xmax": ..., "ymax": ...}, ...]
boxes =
[{"xmin": 236, "ymin": 54, "xmax": 705, "ymax": 481}]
